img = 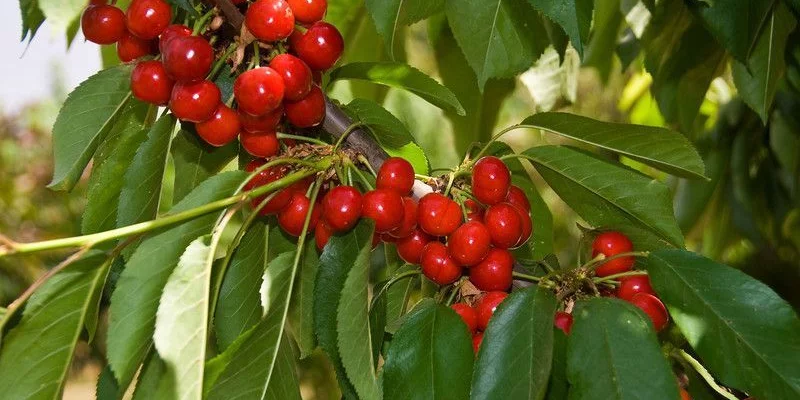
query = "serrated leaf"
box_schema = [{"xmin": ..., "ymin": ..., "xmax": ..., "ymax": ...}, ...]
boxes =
[
  {"xmin": 345, "ymin": 98, "xmax": 415, "ymax": 149},
  {"xmin": 288, "ymin": 241, "xmax": 320, "ymax": 358},
  {"xmin": 19, "ymin": 0, "xmax": 45, "ymax": 41},
  {"xmin": 689, "ymin": 0, "xmax": 774, "ymax": 63},
  {"xmin": 50, "ymin": 64, "xmax": 134, "ymax": 191},
  {"xmin": 567, "ymin": 297, "xmax": 680, "ymax": 400},
  {"xmin": 365, "ymin": 0, "xmax": 443, "ymax": 59},
  {"xmin": 131, "ymin": 352, "xmax": 166, "ymax": 400},
  {"xmin": 527, "ymin": 0, "xmax": 593, "ymax": 55},
  {"xmin": 38, "ymin": 0, "xmax": 83, "ymax": 32},
  {"xmin": 545, "ymin": 330, "xmax": 569, "ymax": 400},
  {"xmin": 647, "ymin": 249, "xmax": 800, "ymax": 399},
  {"xmin": 383, "ymin": 299, "xmax": 474, "ymax": 400},
  {"xmin": 96, "ymin": 365, "xmax": 119, "ymax": 400},
  {"xmin": 260, "ymin": 252, "xmax": 295, "ymax": 314},
  {"xmin": 171, "ymin": 127, "xmax": 238, "ymax": 204},
  {"xmin": 471, "ymin": 286, "xmax": 557, "ymax": 400},
  {"xmin": 165, "ymin": 0, "xmax": 197, "ymax": 15}
]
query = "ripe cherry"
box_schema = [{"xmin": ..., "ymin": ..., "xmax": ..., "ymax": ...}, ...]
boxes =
[
  {"xmin": 159, "ymin": 24, "xmax": 192, "ymax": 53},
  {"xmin": 131, "ymin": 60, "xmax": 174, "ymax": 105},
  {"xmin": 116, "ymin": 31, "xmax": 156, "ymax": 62},
  {"xmin": 447, "ymin": 221, "xmax": 491, "ymax": 266},
  {"xmin": 475, "ymin": 291, "xmax": 508, "ymax": 331},
  {"xmin": 389, "ymin": 197, "xmax": 417, "ymax": 238},
  {"xmin": 268, "ymin": 54, "xmax": 313, "ymax": 101},
  {"xmin": 395, "ymin": 229, "xmax": 431, "ymax": 264},
  {"xmin": 515, "ymin": 207, "xmax": 532, "ymax": 247},
  {"xmin": 290, "ymin": 22, "xmax": 344, "ymax": 70},
  {"xmin": 465, "ymin": 200, "xmax": 485, "ymax": 223},
  {"xmin": 321, "ymin": 185, "xmax": 363, "ymax": 232},
  {"xmin": 244, "ymin": 162, "xmax": 293, "ymax": 215},
  {"xmin": 592, "ymin": 231, "xmax": 635, "ymax": 277},
  {"xmin": 377, "ymin": 157, "xmax": 415, "ymax": 195},
  {"xmin": 451, "ymin": 303, "xmax": 478, "ymax": 334},
  {"xmin": 284, "ymin": 85, "xmax": 325, "ymax": 128},
  {"xmin": 81, "ymin": 5, "xmax": 126, "ymax": 44},
  {"xmin": 315, "ymin": 220, "xmax": 333, "ymax": 251},
  {"xmin": 472, "ymin": 332, "xmax": 483, "ymax": 353},
  {"xmin": 287, "ymin": 0, "xmax": 327, "ymax": 24},
  {"xmin": 484, "ymin": 203, "xmax": 523, "ymax": 249},
  {"xmin": 472, "ymin": 156, "xmax": 511, "ymax": 205},
  {"xmin": 616, "ymin": 274, "xmax": 654, "ymax": 301},
  {"xmin": 278, "ymin": 192, "xmax": 320, "ymax": 236},
  {"xmin": 162, "ymin": 36, "xmax": 214, "ymax": 82},
  {"xmin": 245, "ymin": 0, "xmax": 295, "ymax": 42},
  {"xmin": 239, "ymin": 106, "xmax": 283, "ymax": 133},
  {"xmin": 469, "ymin": 248, "xmax": 513, "ymax": 291},
  {"xmin": 240, "ymin": 130, "xmax": 280, "ymax": 158},
  {"xmin": 169, "ymin": 80, "xmax": 220, "ymax": 123},
  {"xmin": 417, "ymin": 193, "xmax": 462, "ymax": 236},
  {"xmin": 680, "ymin": 389, "xmax": 691, "ymax": 400},
  {"xmin": 554, "ymin": 311, "xmax": 573, "ymax": 335},
  {"xmin": 234, "ymin": 67, "xmax": 285, "ymax": 116},
  {"xmin": 362, "ymin": 189, "xmax": 405, "ymax": 233},
  {"xmin": 505, "ymin": 185, "xmax": 530, "ymax": 212},
  {"xmin": 629, "ymin": 293, "xmax": 669, "ymax": 331},
  {"xmin": 126, "ymin": 0, "xmax": 172, "ymax": 40},
  {"xmin": 419, "ymin": 242, "xmax": 462, "ymax": 285},
  {"xmin": 195, "ymin": 104, "xmax": 241, "ymax": 147}
]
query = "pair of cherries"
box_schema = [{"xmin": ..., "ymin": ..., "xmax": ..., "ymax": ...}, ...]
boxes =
[{"xmin": 451, "ymin": 292, "xmax": 508, "ymax": 353}]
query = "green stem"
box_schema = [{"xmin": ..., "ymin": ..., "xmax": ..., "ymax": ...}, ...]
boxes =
[
  {"xmin": 332, "ymin": 122, "xmax": 364, "ymax": 151},
  {"xmin": 678, "ymin": 350, "xmax": 738, "ymax": 400},
  {"xmin": 357, "ymin": 155, "xmax": 377, "ymax": 177},
  {"xmin": 512, "ymin": 271, "xmax": 541, "ymax": 282},
  {"xmin": 346, "ymin": 160, "xmax": 374, "ymax": 190},
  {"xmin": 276, "ymin": 133, "xmax": 328, "ymax": 146},
  {"xmin": 583, "ymin": 251, "xmax": 650, "ymax": 271},
  {"xmin": 369, "ymin": 269, "xmax": 421, "ymax": 310},
  {"xmin": 192, "ymin": 8, "xmax": 217, "ymax": 34},
  {"xmin": 253, "ymin": 42, "xmax": 261, "ymax": 67},
  {"xmin": 592, "ymin": 270, "xmax": 648, "ymax": 284},
  {"xmin": 445, "ymin": 278, "xmax": 466, "ymax": 306},
  {"xmin": 208, "ymin": 42, "xmax": 238, "ymax": 80}
]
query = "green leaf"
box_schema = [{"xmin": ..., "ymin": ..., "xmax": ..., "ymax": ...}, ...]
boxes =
[
  {"xmin": 0, "ymin": 252, "xmax": 112, "ymax": 400},
  {"xmin": 526, "ymin": 0, "xmax": 593, "ymax": 55},
  {"xmin": 522, "ymin": 145, "xmax": 684, "ymax": 247},
  {"xmin": 471, "ymin": 286, "xmax": 557, "ymax": 400},
  {"xmin": 647, "ymin": 249, "xmax": 800, "ymax": 399},
  {"xmin": 288, "ymin": 241, "xmax": 320, "ymax": 358},
  {"xmin": 50, "ymin": 64, "xmax": 134, "ymax": 191},
  {"xmin": 365, "ymin": 0, "xmax": 443, "ymax": 59},
  {"xmin": 584, "ymin": 0, "xmax": 623, "ymax": 83},
  {"xmin": 345, "ymin": 98, "xmax": 415, "ymax": 149},
  {"xmin": 107, "ymin": 172, "xmax": 247, "ymax": 386},
  {"xmin": 329, "ymin": 62, "xmax": 465, "ymax": 115},
  {"xmin": 96, "ymin": 365, "xmax": 119, "ymax": 400},
  {"xmin": 689, "ymin": 0, "xmax": 774, "ymax": 62},
  {"xmin": 38, "ymin": 0, "xmax": 83, "ymax": 32},
  {"xmin": 19, "ymin": 0, "xmax": 45, "ymax": 41},
  {"xmin": 518, "ymin": 112, "xmax": 706, "ymax": 179},
  {"xmin": 545, "ymin": 330, "xmax": 569, "ymax": 400},
  {"xmin": 131, "ymin": 352, "xmax": 166, "ymax": 400},
  {"xmin": 171, "ymin": 126, "xmax": 239, "ymax": 204},
  {"xmin": 567, "ymin": 297, "xmax": 680, "ymax": 400},
  {"xmin": 326, "ymin": 0, "xmax": 364, "ymax": 45},
  {"xmin": 383, "ymin": 299, "xmax": 474, "ymax": 400},
  {"xmin": 165, "ymin": 0, "xmax": 198, "ymax": 15},
  {"xmin": 260, "ymin": 252, "xmax": 295, "ymax": 314}
]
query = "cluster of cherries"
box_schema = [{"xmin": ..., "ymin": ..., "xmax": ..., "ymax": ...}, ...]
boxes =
[{"xmin": 80, "ymin": 0, "xmax": 342, "ymax": 157}]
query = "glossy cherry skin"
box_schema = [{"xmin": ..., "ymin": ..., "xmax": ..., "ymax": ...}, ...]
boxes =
[
  {"xmin": 240, "ymin": 130, "xmax": 280, "ymax": 158},
  {"xmin": 169, "ymin": 80, "xmax": 220, "ymax": 122},
  {"xmin": 484, "ymin": 203, "xmax": 523, "ymax": 249},
  {"xmin": 159, "ymin": 24, "xmax": 192, "ymax": 53},
  {"xmin": 419, "ymin": 242, "xmax": 462, "ymax": 285},
  {"xmin": 505, "ymin": 185, "xmax": 530, "ymax": 212},
  {"xmin": 592, "ymin": 231, "xmax": 635, "ymax": 277},
  {"xmin": 116, "ymin": 30, "xmax": 156, "ymax": 62},
  {"xmin": 278, "ymin": 192, "xmax": 320, "ymax": 236},
  {"xmin": 82, "ymin": 5, "xmax": 126, "ymax": 44},
  {"xmin": 629, "ymin": 293, "xmax": 669, "ymax": 331},
  {"xmin": 515, "ymin": 207, "xmax": 532, "ymax": 248},
  {"xmin": 284, "ymin": 85, "xmax": 325, "ymax": 127},
  {"xmin": 451, "ymin": 303, "xmax": 478, "ymax": 334},
  {"xmin": 472, "ymin": 332, "xmax": 484, "ymax": 353},
  {"xmin": 315, "ymin": 220, "xmax": 333, "ymax": 251},
  {"xmin": 417, "ymin": 193, "xmax": 462, "ymax": 237},
  {"xmin": 235, "ymin": 67, "xmax": 285, "ymax": 116},
  {"xmin": 162, "ymin": 36, "xmax": 214, "ymax": 82},
  {"xmin": 395, "ymin": 229, "xmax": 431, "ymax": 264},
  {"xmin": 245, "ymin": 0, "xmax": 295, "ymax": 42},
  {"xmin": 290, "ymin": 22, "xmax": 344, "ymax": 70},
  {"xmin": 475, "ymin": 291, "xmax": 508, "ymax": 331},
  {"xmin": 238, "ymin": 106, "xmax": 283, "ymax": 132},
  {"xmin": 616, "ymin": 274, "xmax": 654, "ymax": 301},
  {"xmin": 388, "ymin": 197, "xmax": 417, "ymax": 239},
  {"xmin": 268, "ymin": 54, "xmax": 313, "ymax": 101},
  {"xmin": 195, "ymin": 104, "xmax": 241, "ymax": 146},
  {"xmin": 554, "ymin": 311, "xmax": 573, "ymax": 335},
  {"xmin": 244, "ymin": 162, "xmax": 293, "ymax": 215},
  {"xmin": 362, "ymin": 189, "xmax": 405, "ymax": 233},
  {"xmin": 377, "ymin": 157, "xmax": 415, "ymax": 195},
  {"xmin": 465, "ymin": 200, "xmax": 485, "ymax": 223},
  {"xmin": 469, "ymin": 248, "xmax": 513, "ymax": 291},
  {"xmin": 447, "ymin": 221, "xmax": 491, "ymax": 266},
  {"xmin": 472, "ymin": 156, "xmax": 511, "ymax": 205},
  {"xmin": 126, "ymin": 0, "xmax": 172, "ymax": 40},
  {"xmin": 321, "ymin": 186, "xmax": 363, "ymax": 232},
  {"xmin": 287, "ymin": 0, "xmax": 327, "ymax": 24},
  {"xmin": 131, "ymin": 61, "xmax": 174, "ymax": 105}
]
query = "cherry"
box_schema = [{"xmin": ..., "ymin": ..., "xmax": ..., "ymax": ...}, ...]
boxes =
[
  {"xmin": 592, "ymin": 231, "xmax": 635, "ymax": 277},
  {"xmin": 290, "ymin": 22, "xmax": 344, "ymax": 70},
  {"xmin": 239, "ymin": 106, "xmax": 283, "ymax": 133},
  {"xmin": 195, "ymin": 104, "xmax": 241, "ymax": 147},
  {"xmin": 244, "ymin": 162, "xmax": 293, "ymax": 215},
  {"xmin": 472, "ymin": 156, "xmax": 511, "ymax": 205},
  {"xmin": 240, "ymin": 130, "xmax": 280, "ymax": 158},
  {"xmin": 505, "ymin": 185, "xmax": 530, "ymax": 212},
  {"xmin": 680, "ymin": 389, "xmax": 691, "ymax": 400},
  {"xmin": 465, "ymin": 200, "xmax": 485, "ymax": 223},
  {"xmin": 484, "ymin": 203, "xmax": 523, "ymax": 249},
  {"xmin": 131, "ymin": 61, "xmax": 174, "ymax": 105},
  {"xmin": 629, "ymin": 293, "xmax": 669, "ymax": 331},
  {"xmin": 417, "ymin": 193, "xmax": 462, "ymax": 236},
  {"xmin": 451, "ymin": 303, "xmax": 478, "ymax": 334},
  {"xmin": 268, "ymin": 54, "xmax": 313, "ymax": 101},
  {"xmin": 395, "ymin": 229, "xmax": 431, "ymax": 264},
  {"xmin": 245, "ymin": 0, "xmax": 295, "ymax": 42},
  {"xmin": 116, "ymin": 31, "xmax": 156, "ymax": 62},
  {"xmin": 362, "ymin": 189, "xmax": 405, "ymax": 233},
  {"xmin": 159, "ymin": 24, "xmax": 192, "ymax": 53},
  {"xmin": 278, "ymin": 192, "xmax": 320, "ymax": 236},
  {"xmin": 389, "ymin": 197, "xmax": 417, "ymax": 238},
  {"xmin": 475, "ymin": 291, "xmax": 508, "ymax": 331},
  {"xmin": 447, "ymin": 221, "xmax": 491, "ymax": 266},
  {"xmin": 377, "ymin": 157, "xmax": 415, "ymax": 195},
  {"xmin": 321, "ymin": 185, "xmax": 363, "ymax": 232},
  {"xmin": 287, "ymin": 0, "xmax": 327, "ymax": 24},
  {"xmin": 616, "ymin": 274, "xmax": 654, "ymax": 301},
  {"xmin": 81, "ymin": 5, "xmax": 126, "ymax": 44},
  {"xmin": 419, "ymin": 242, "xmax": 462, "ymax": 285},
  {"xmin": 234, "ymin": 67, "xmax": 285, "ymax": 116},
  {"xmin": 472, "ymin": 332, "xmax": 483, "ymax": 353},
  {"xmin": 126, "ymin": 0, "xmax": 172, "ymax": 40},
  {"xmin": 169, "ymin": 80, "xmax": 220, "ymax": 123},
  {"xmin": 162, "ymin": 36, "xmax": 214, "ymax": 82},
  {"xmin": 515, "ymin": 207, "xmax": 532, "ymax": 247},
  {"xmin": 554, "ymin": 311, "xmax": 573, "ymax": 335},
  {"xmin": 315, "ymin": 220, "xmax": 333, "ymax": 251},
  {"xmin": 284, "ymin": 85, "xmax": 326, "ymax": 128},
  {"xmin": 469, "ymin": 248, "xmax": 513, "ymax": 291}
]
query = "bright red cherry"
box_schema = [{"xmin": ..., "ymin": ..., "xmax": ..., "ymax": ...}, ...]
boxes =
[
  {"xmin": 126, "ymin": 0, "xmax": 172, "ymax": 40},
  {"xmin": 475, "ymin": 291, "xmax": 508, "ymax": 331},
  {"xmin": 245, "ymin": 0, "xmax": 295, "ymax": 42},
  {"xmin": 195, "ymin": 104, "xmax": 241, "ymax": 147},
  {"xmin": 321, "ymin": 186, "xmax": 363, "ymax": 232},
  {"xmin": 244, "ymin": 161, "xmax": 293, "ymax": 215},
  {"xmin": 465, "ymin": 200, "xmax": 485, "ymax": 223},
  {"xmin": 447, "ymin": 221, "xmax": 491, "ymax": 266},
  {"xmin": 116, "ymin": 30, "xmax": 156, "ymax": 62},
  {"xmin": 162, "ymin": 36, "xmax": 214, "ymax": 82},
  {"xmin": 239, "ymin": 106, "xmax": 283, "ymax": 133},
  {"xmin": 235, "ymin": 67, "xmax": 285, "ymax": 116},
  {"xmin": 629, "ymin": 293, "xmax": 669, "ymax": 331},
  {"xmin": 290, "ymin": 22, "xmax": 344, "ymax": 70},
  {"xmin": 81, "ymin": 5, "xmax": 126, "ymax": 44},
  {"xmin": 451, "ymin": 303, "xmax": 478, "ymax": 334},
  {"xmin": 472, "ymin": 332, "xmax": 483, "ymax": 353},
  {"xmin": 287, "ymin": 0, "xmax": 327, "ymax": 24},
  {"xmin": 592, "ymin": 231, "xmax": 635, "ymax": 277},
  {"xmin": 515, "ymin": 207, "xmax": 532, "ymax": 248},
  {"xmin": 469, "ymin": 248, "xmax": 513, "ymax": 291},
  {"xmin": 169, "ymin": 80, "xmax": 220, "ymax": 123},
  {"xmin": 554, "ymin": 311, "xmax": 573, "ymax": 335},
  {"xmin": 362, "ymin": 189, "xmax": 405, "ymax": 233},
  {"xmin": 505, "ymin": 185, "xmax": 530, "ymax": 212},
  {"xmin": 315, "ymin": 220, "xmax": 333, "ymax": 251},
  {"xmin": 268, "ymin": 54, "xmax": 313, "ymax": 101},
  {"xmin": 483, "ymin": 203, "xmax": 523, "ymax": 249},
  {"xmin": 419, "ymin": 242, "xmax": 462, "ymax": 285},
  {"xmin": 284, "ymin": 85, "xmax": 325, "ymax": 127},
  {"xmin": 389, "ymin": 197, "xmax": 417, "ymax": 238},
  {"xmin": 472, "ymin": 156, "xmax": 511, "ymax": 205},
  {"xmin": 131, "ymin": 61, "xmax": 174, "ymax": 105},
  {"xmin": 616, "ymin": 274, "xmax": 654, "ymax": 301},
  {"xmin": 395, "ymin": 229, "xmax": 431, "ymax": 264},
  {"xmin": 240, "ymin": 130, "xmax": 280, "ymax": 158},
  {"xmin": 159, "ymin": 24, "xmax": 192, "ymax": 53},
  {"xmin": 377, "ymin": 157, "xmax": 415, "ymax": 195},
  {"xmin": 278, "ymin": 192, "xmax": 320, "ymax": 236},
  {"xmin": 417, "ymin": 193, "xmax": 462, "ymax": 236}
]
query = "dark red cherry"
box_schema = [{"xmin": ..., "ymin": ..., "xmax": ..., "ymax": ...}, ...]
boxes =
[
  {"xmin": 290, "ymin": 22, "xmax": 344, "ymax": 71},
  {"xmin": 131, "ymin": 60, "xmax": 174, "ymax": 105},
  {"xmin": 162, "ymin": 36, "xmax": 214, "ymax": 82},
  {"xmin": 116, "ymin": 30, "xmax": 156, "ymax": 62},
  {"xmin": 159, "ymin": 24, "xmax": 192, "ymax": 53},
  {"xmin": 419, "ymin": 242, "xmax": 462, "ymax": 285},
  {"xmin": 472, "ymin": 332, "xmax": 484, "ymax": 353},
  {"xmin": 616, "ymin": 274, "xmax": 655, "ymax": 301},
  {"xmin": 629, "ymin": 293, "xmax": 669, "ymax": 331},
  {"xmin": 505, "ymin": 185, "xmax": 530, "ymax": 212},
  {"xmin": 284, "ymin": 85, "xmax": 325, "ymax": 128},
  {"xmin": 195, "ymin": 104, "xmax": 241, "ymax": 147},
  {"xmin": 465, "ymin": 199, "xmax": 485, "ymax": 223},
  {"xmin": 321, "ymin": 186, "xmax": 363, "ymax": 232},
  {"xmin": 240, "ymin": 130, "xmax": 280, "ymax": 158},
  {"xmin": 554, "ymin": 311, "xmax": 573, "ymax": 335},
  {"xmin": 245, "ymin": 0, "xmax": 295, "ymax": 42},
  {"xmin": 315, "ymin": 220, "xmax": 333, "ymax": 251},
  {"xmin": 81, "ymin": 5, "xmax": 126, "ymax": 44},
  {"xmin": 238, "ymin": 106, "xmax": 283, "ymax": 133},
  {"xmin": 362, "ymin": 189, "xmax": 405, "ymax": 233},
  {"xmin": 234, "ymin": 67, "xmax": 285, "ymax": 116},
  {"xmin": 395, "ymin": 229, "xmax": 431, "ymax": 264},
  {"xmin": 169, "ymin": 80, "xmax": 220, "ymax": 123},
  {"xmin": 244, "ymin": 161, "xmax": 293, "ymax": 215},
  {"xmin": 469, "ymin": 248, "xmax": 513, "ymax": 291},
  {"xmin": 287, "ymin": 0, "xmax": 327, "ymax": 24},
  {"xmin": 389, "ymin": 197, "xmax": 417, "ymax": 239},
  {"xmin": 451, "ymin": 303, "xmax": 478, "ymax": 334},
  {"xmin": 472, "ymin": 156, "xmax": 511, "ymax": 205},
  {"xmin": 592, "ymin": 231, "xmax": 635, "ymax": 277},
  {"xmin": 268, "ymin": 54, "xmax": 313, "ymax": 101},
  {"xmin": 417, "ymin": 193, "xmax": 462, "ymax": 237},
  {"xmin": 483, "ymin": 203, "xmax": 523, "ymax": 249},
  {"xmin": 447, "ymin": 221, "xmax": 491, "ymax": 266},
  {"xmin": 475, "ymin": 291, "xmax": 508, "ymax": 331},
  {"xmin": 278, "ymin": 192, "xmax": 320, "ymax": 236},
  {"xmin": 377, "ymin": 157, "xmax": 415, "ymax": 195},
  {"xmin": 126, "ymin": 0, "xmax": 172, "ymax": 40}
]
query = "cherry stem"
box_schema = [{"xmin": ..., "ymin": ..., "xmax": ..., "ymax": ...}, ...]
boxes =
[
  {"xmin": 357, "ymin": 155, "xmax": 377, "ymax": 177},
  {"xmin": 208, "ymin": 42, "xmax": 238, "ymax": 80},
  {"xmin": 275, "ymin": 133, "xmax": 328, "ymax": 146},
  {"xmin": 332, "ymin": 122, "xmax": 364, "ymax": 151},
  {"xmin": 370, "ymin": 269, "xmax": 421, "ymax": 310},
  {"xmin": 345, "ymin": 159, "xmax": 374, "ymax": 190},
  {"xmin": 512, "ymin": 271, "xmax": 542, "ymax": 282},
  {"xmin": 445, "ymin": 278, "xmax": 467, "ymax": 306},
  {"xmin": 677, "ymin": 350, "xmax": 739, "ymax": 400},
  {"xmin": 192, "ymin": 8, "xmax": 217, "ymax": 35},
  {"xmin": 582, "ymin": 251, "xmax": 650, "ymax": 271},
  {"xmin": 592, "ymin": 270, "xmax": 648, "ymax": 284}
]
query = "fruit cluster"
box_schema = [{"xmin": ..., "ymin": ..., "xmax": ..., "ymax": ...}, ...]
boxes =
[
  {"xmin": 80, "ymin": 0, "xmax": 342, "ymax": 156},
  {"xmin": 451, "ymin": 291, "xmax": 508, "ymax": 353}
]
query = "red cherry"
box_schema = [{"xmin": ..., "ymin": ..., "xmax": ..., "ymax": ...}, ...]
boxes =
[
  {"xmin": 447, "ymin": 221, "xmax": 491, "ymax": 266},
  {"xmin": 239, "ymin": 106, "xmax": 283, "ymax": 133},
  {"xmin": 483, "ymin": 203, "xmax": 523, "ymax": 249},
  {"xmin": 472, "ymin": 332, "xmax": 484, "ymax": 353},
  {"xmin": 419, "ymin": 242, "xmax": 462, "ymax": 285},
  {"xmin": 245, "ymin": 0, "xmax": 295, "ymax": 42},
  {"xmin": 290, "ymin": 22, "xmax": 344, "ymax": 70},
  {"xmin": 278, "ymin": 192, "xmax": 320, "ymax": 236},
  {"xmin": 505, "ymin": 185, "xmax": 530, "ymax": 212},
  {"xmin": 162, "ymin": 36, "xmax": 214, "ymax": 82},
  {"xmin": 417, "ymin": 193, "xmax": 462, "ymax": 236},
  {"xmin": 169, "ymin": 80, "xmax": 220, "ymax": 123},
  {"xmin": 195, "ymin": 104, "xmax": 241, "ymax": 147},
  {"xmin": 268, "ymin": 54, "xmax": 313, "ymax": 101},
  {"xmin": 616, "ymin": 274, "xmax": 654, "ymax": 301},
  {"xmin": 680, "ymin": 389, "xmax": 691, "ymax": 400},
  {"xmin": 90, "ymin": 0, "xmax": 108, "ymax": 4},
  {"xmin": 81, "ymin": 5, "xmax": 126, "ymax": 44},
  {"xmin": 159, "ymin": 24, "xmax": 192, "ymax": 53},
  {"xmin": 287, "ymin": 0, "xmax": 327, "ymax": 24},
  {"xmin": 514, "ymin": 207, "xmax": 532, "ymax": 248},
  {"xmin": 315, "ymin": 220, "xmax": 333, "ymax": 251},
  {"xmin": 376, "ymin": 157, "xmax": 415, "ymax": 196},
  {"xmin": 116, "ymin": 30, "xmax": 156, "ymax": 62},
  {"xmin": 240, "ymin": 130, "xmax": 280, "ymax": 158},
  {"xmin": 475, "ymin": 291, "xmax": 508, "ymax": 331},
  {"xmin": 234, "ymin": 67, "xmax": 285, "ymax": 116},
  {"xmin": 126, "ymin": 0, "xmax": 172, "ymax": 40},
  {"xmin": 244, "ymin": 162, "xmax": 293, "ymax": 215},
  {"xmin": 469, "ymin": 248, "xmax": 513, "ymax": 291},
  {"xmin": 395, "ymin": 229, "xmax": 431, "ymax": 264},
  {"xmin": 629, "ymin": 293, "xmax": 669, "ymax": 331},
  {"xmin": 321, "ymin": 186, "xmax": 363, "ymax": 232},
  {"xmin": 451, "ymin": 303, "xmax": 478, "ymax": 334},
  {"xmin": 472, "ymin": 156, "xmax": 511, "ymax": 205},
  {"xmin": 284, "ymin": 85, "xmax": 326, "ymax": 128},
  {"xmin": 465, "ymin": 200, "xmax": 485, "ymax": 223},
  {"xmin": 362, "ymin": 189, "xmax": 405, "ymax": 233},
  {"xmin": 131, "ymin": 61, "xmax": 174, "ymax": 105},
  {"xmin": 389, "ymin": 197, "xmax": 417, "ymax": 238},
  {"xmin": 592, "ymin": 231, "xmax": 635, "ymax": 277},
  {"xmin": 554, "ymin": 311, "xmax": 573, "ymax": 335}
]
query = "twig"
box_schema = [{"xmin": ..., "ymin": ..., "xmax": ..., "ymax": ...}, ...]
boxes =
[{"xmin": 678, "ymin": 349, "xmax": 739, "ymax": 400}]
